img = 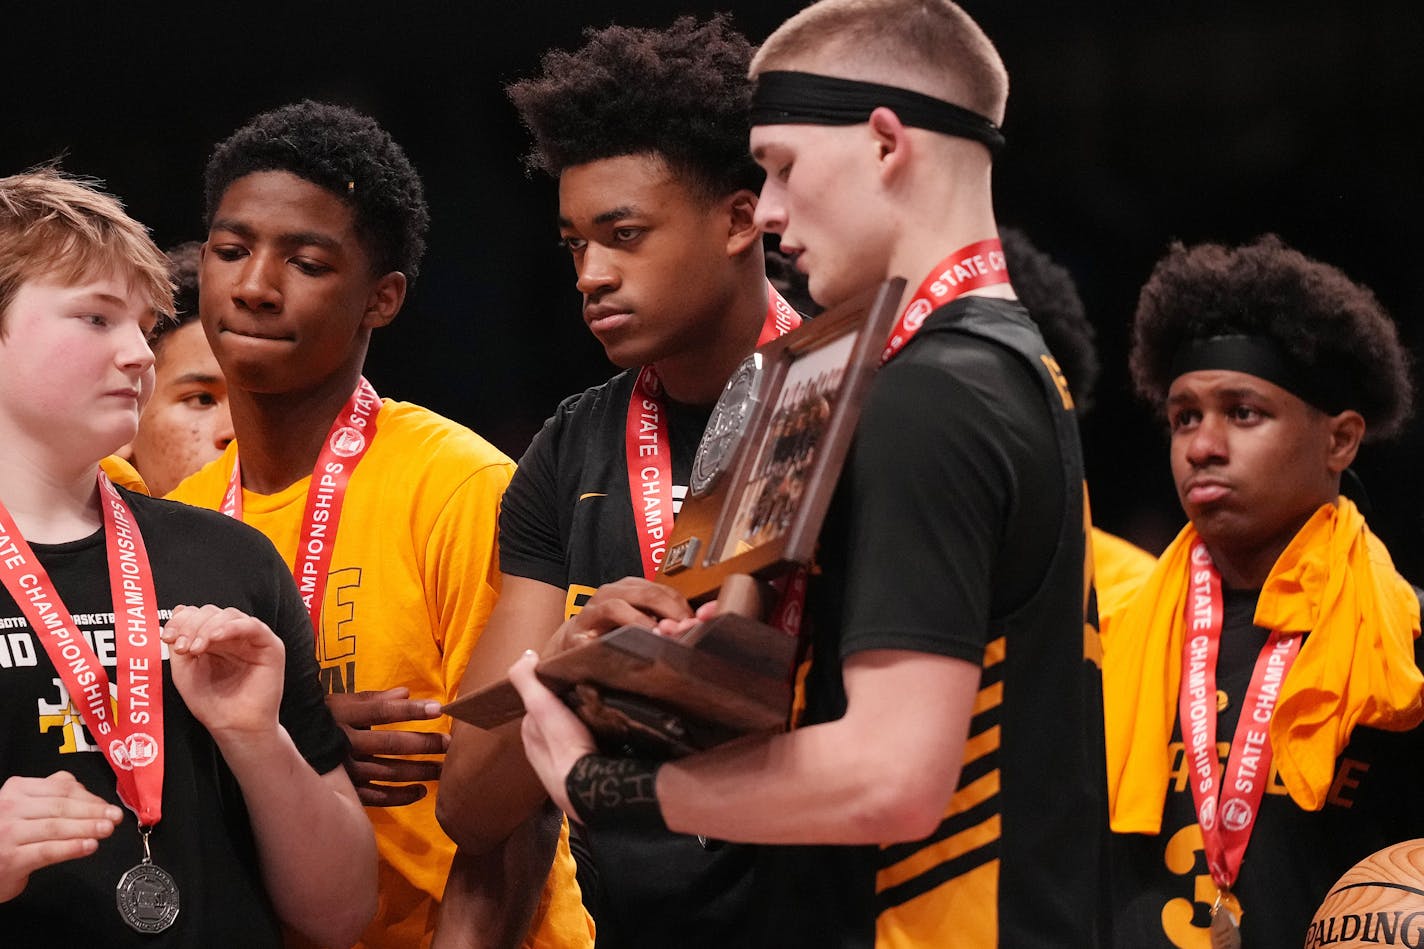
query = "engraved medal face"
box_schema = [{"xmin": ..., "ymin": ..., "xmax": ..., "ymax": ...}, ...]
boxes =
[
  {"xmin": 690, "ymin": 354, "xmax": 763, "ymax": 497},
  {"xmin": 116, "ymin": 862, "xmax": 180, "ymax": 934}
]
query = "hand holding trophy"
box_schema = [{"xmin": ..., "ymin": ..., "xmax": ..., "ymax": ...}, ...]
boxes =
[{"xmin": 444, "ymin": 279, "xmax": 905, "ymax": 759}]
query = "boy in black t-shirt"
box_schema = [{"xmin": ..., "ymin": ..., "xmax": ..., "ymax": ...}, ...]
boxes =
[
  {"xmin": 1103, "ymin": 234, "xmax": 1424, "ymax": 947},
  {"xmin": 506, "ymin": 2, "xmax": 1109, "ymax": 946},
  {"xmin": 437, "ymin": 17, "xmax": 798, "ymax": 947},
  {"xmin": 0, "ymin": 168, "xmax": 375, "ymax": 947}
]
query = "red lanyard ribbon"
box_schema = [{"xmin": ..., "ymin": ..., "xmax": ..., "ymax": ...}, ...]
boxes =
[
  {"xmin": 222, "ymin": 377, "xmax": 380, "ymax": 633},
  {"xmin": 0, "ymin": 473, "xmax": 164, "ymax": 824},
  {"xmin": 625, "ymin": 283, "xmax": 801, "ymax": 581},
  {"xmin": 1179, "ymin": 540, "xmax": 1302, "ymax": 890},
  {"xmin": 882, "ymin": 238, "xmax": 1011, "ymax": 365}
]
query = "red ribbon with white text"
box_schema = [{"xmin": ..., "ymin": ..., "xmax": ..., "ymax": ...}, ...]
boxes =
[
  {"xmin": 882, "ymin": 238, "xmax": 1011, "ymax": 365},
  {"xmin": 1178, "ymin": 540, "xmax": 1302, "ymax": 892},
  {"xmin": 0, "ymin": 472, "xmax": 165, "ymax": 824},
  {"xmin": 625, "ymin": 283, "xmax": 801, "ymax": 581},
  {"xmin": 222, "ymin": 377, "xmax": 380, "ymax": 634}
]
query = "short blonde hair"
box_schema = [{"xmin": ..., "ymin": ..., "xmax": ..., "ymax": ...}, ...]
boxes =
[
  {"xmin": 0, "ymin": 167, "xmax": 173, "ymax": 334},
  {"xmin": 752, "ymin": 0, "xmax": 1009, "ymax": 125}
]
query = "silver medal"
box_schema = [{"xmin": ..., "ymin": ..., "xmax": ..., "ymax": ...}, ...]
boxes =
[
  {"xmin": 690, "ymin": 354, "xmax": 764, "ymax": 497},
  {"xmin": 116, "ymin": 828, "xmax": 179, "ymax": 934}
]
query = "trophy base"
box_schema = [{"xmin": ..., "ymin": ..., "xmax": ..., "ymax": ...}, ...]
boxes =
[{"xmin": 443, "ymin": 614, "xmax": 797, "ymax": 757}]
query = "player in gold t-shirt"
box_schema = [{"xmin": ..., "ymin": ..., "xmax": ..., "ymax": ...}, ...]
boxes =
[{"xmin": 169, "ymin": 102, "xmax": 591, "ymax": 949}]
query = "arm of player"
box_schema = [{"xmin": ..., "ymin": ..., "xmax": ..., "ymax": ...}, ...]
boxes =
[
  {"xmin": 437, "ymin": 576, "xmax": 565, "ymax": 853},
  {"xmin": 431, "ymin": 801, "xmax": 564, "ymax": 949},
  {"xmin": 0, "ymin": 772, "xmax": 123, "ymax": 903},
  {"xmin": 433, "ymin": 576, "xmax": 565, "ymax": 949},
  {"xmin": 437, "ymin": 574, "xmax": 693, "ymax": 851},
  {"xmin": 512, "ymin": 646, "xmax": 980, "ymax": 845},
  {"xmin": 163, "ymin": 604, "xmax": 377, "ymax": 948}
]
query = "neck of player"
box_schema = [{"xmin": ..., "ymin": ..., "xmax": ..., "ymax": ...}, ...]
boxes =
[
  {"xmin": 888, "ymin": 160, "xmax": 1015, "ymax": 303},
  {"xmin": 227, "ymin": 354, "xmax": 371, "ymax": 495},
  {"xmin": 650, "ymin": 276, "xmax": 770, "ymax": 407},
  {"xmin": 0, "ymin": 442, "xmax": 103, "ymax": 543}
]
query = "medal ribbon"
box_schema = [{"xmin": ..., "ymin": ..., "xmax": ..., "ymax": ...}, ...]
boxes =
[
  {"xmin": 0, "ymin": 472, "xmax": 164, "ymax": 824},
  {"xmin": 222, "ymin": 377, "xmax": 380, "ymax": 633},
  {"xmin": 1179, "ymin": 540, "xmax": 1302, "ymax": 892},
  {"xmin": 625, "ymin": 283, "xmax": 801, "ymax": 581},
  {"xmin": 882, "ymin": 238, "xmax": 1011, "ymax": 365}
]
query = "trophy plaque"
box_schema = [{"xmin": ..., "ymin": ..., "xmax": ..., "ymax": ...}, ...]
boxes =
[{"xmin": 444, "ymin": 278, "xmax": 906, "ymax": 757}]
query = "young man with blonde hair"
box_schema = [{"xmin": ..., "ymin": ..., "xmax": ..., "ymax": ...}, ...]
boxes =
[
  {"xmin": 0, "ymin": 168, "xmax": 375, "ymax": 946},
  {"xmin": 509, "ymin": 2, "xmax": 1108, "ymax": 946}
]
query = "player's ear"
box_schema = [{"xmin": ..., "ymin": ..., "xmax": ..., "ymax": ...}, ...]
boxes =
[
  {"xmin": 1324, "ymin": 409, "xmax": 1364, "ymax": 473},
  {"xmin": 867, "ymin": 106, "xmax": 912, "ymax": 178},
  {"xmin": 364, "ymin": 271, "xmax": 407, "ymax": 329},
  {"xmin": 725, "ymin": 189, "xmax": 760, "ymax": 257}
]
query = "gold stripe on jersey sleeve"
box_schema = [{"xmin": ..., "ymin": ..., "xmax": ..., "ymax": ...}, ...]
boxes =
[
  {"xmin": 959, "ymin": 723, "xmax": 1001, "ymax": 769},
  {"xmin": 876, "ymin": 860, "xmax": 1000, "ymax": 949},
  {"xmin": 876, "ymin": 771, "xmax": 1001, "ymax": 891},
  {"xmin": 971, "ymin": 678, "xmax": 1002, "ymax": 716}
]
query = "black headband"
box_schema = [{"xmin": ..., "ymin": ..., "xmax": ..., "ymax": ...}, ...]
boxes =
[
  {"xmin": 1168, "ymin": 334, "xmax": 1352, "ymax": 415},
  {"xmin": 749, "ymin": 70, "xmax": 1005, "ymax": 154}
]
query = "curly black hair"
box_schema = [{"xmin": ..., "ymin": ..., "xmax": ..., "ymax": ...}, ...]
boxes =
[
  {"xmin": 506, "ymin": 15, "xmax": 761, "ymax": 200},
  {"xmin": 1130, "ymin": 234, "xmax": 1413, "ymax": 441},
  {"xmin": 148, "ymin": 240, "xmax": 202, "ymax": 351},
  {"xmin": 1000, "ymin": 227, "xmax": 1100, "ymax": 413},
  {"xmin": 204, "ymin": 101, "xmax": 429, "ymax": 285}
]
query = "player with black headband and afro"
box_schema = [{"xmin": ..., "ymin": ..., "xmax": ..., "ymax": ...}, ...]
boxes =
[
  {"xmin": 1103, "ymin": 234, "xmax": 1424, "ymax": 947},
  {"xmin": 167, "ymin": 101, "xmax": 588, "ymax": 949},
  {"xmin": 436, "ymin": 15, "xmax": 802, "ymax": 949}
]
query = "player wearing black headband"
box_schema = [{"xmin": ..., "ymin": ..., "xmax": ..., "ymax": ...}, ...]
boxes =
[
  {"xmin": 1103, "ymin": 235, "xmax": 1424, "ymax": 947},
  {"xmin": 508, "ymin": 2, "xmax": 1108, "ymax": 946}
]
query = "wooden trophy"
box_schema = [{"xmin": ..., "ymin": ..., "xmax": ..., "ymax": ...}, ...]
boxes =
[{"xmin": 443, "ymin": 278, "xmax": 906, "ymax": 757}]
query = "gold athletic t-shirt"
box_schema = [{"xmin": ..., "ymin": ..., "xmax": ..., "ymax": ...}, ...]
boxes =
[{"xmin": 170, "ymin": 399, "xmax": 592, "ymax": 949}]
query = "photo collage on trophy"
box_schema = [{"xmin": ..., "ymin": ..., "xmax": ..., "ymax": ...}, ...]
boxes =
[{"xmin": 716, "ymin": 331, "xmax": 857, "ymax": 562}]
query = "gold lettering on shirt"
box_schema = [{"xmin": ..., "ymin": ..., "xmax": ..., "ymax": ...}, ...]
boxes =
[
  {"xmin": 322, "ymin": 566, "xmax": 361, "ymax": 663},
  {"xmin": 565, "ymin": 585, "xmax": 597, "ymax": 620},
  {"xmin": 1041, "ymin": 354, "xmax": 1075, "ymax": 411}
]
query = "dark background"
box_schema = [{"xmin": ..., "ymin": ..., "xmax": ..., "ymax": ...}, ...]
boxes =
[{"xmin": 6, "ymin": 1, "xmax": 1421, "ymax": 580}]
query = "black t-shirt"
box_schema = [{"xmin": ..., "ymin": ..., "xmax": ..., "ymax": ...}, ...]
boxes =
[
  {"xmin": 1109, "ymin": 587, "xmax": 1424, "ymax": 948},
  {"xmin": 500, "ymin": 370, "xmax": 759, "ymax": 948},
  {"xmin": 753, "ymin": 297, "xmax": 1106, "ymax": 948},
  {"xmin": 0, "ymin": 489, "xmax": 348, "ymax": 947}
]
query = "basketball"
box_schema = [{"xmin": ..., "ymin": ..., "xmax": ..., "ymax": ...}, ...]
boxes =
[{"xmin": 1304, "ymin": 840, "xmax": 1424, "ymax": 948}]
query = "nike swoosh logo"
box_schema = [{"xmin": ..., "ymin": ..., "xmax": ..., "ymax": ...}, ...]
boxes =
[{"xmin": 577, "ymin": 492, "xmax": 607, "ymax": 502}]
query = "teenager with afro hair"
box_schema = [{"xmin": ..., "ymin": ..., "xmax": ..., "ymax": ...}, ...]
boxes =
[
  {"xmin": 437, "ymin": 15, "xmax": 803, "ymax": 949},
  {"xmin": 168, "ymin": 101, "xmax": 590, "ymax": 949},
  {"xmin": 1103, "ymin": 234, "xmax": 1424, "ymax": 947}
]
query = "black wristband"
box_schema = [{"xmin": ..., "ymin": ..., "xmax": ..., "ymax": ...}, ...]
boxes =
[{"xmin": 564, "ymin": 753, "xmax": 668, "ymax": 832}]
